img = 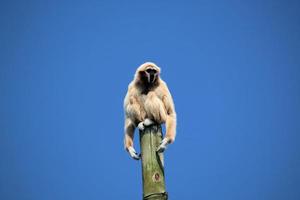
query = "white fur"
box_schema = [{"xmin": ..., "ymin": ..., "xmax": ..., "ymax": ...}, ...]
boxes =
[
  {"xmin": 143, "ymin": 118, "xmax": 154, "ymax": 126},
  {"xmin": 156, "ymin": 138, "xmax": 170, "ymax": 153},
  {"xmin": 127, "ymin": 146, "xmax": 140, "ymax": 160}
]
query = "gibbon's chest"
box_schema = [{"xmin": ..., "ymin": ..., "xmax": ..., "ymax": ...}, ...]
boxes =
[
  {"xmin": 140, "ymin": 94, "xmax": 148, "ymax": 103},
  {"xmin": 137, "ymin": 90, "xmax": 163, "ymax": 105}
]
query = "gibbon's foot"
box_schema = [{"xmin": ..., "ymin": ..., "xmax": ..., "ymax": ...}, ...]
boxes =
[
  {"xmin": 138, "ymin": 119, "xmax": 154, "ymax": 131},
  {"xmin": 138, "ymin": 122, "xmax": 145, "ymax": 131},
  {"xmin": 143, "ymin": 118, "xmax": 154, "ymax": 126},
  {"xmin": 127, "ymin": 146, "xmax": 140, "ymax": 160},
  {"xmin": 156, "ymin": 138, "xmax": 170, "ymax": 153}
]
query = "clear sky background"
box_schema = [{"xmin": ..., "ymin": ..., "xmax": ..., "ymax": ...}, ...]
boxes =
[{"xmin": 1, "ymin": 1, "xmax": 300, "ymax": 200}]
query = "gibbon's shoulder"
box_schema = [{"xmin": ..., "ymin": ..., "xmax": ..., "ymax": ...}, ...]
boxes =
[
  {"xmin": 127, "ymin": 81, "xmax": 135, "ymax": 89},
  {"xmin": 127, "ymin": 81, "xmax": 138, "ymax": 93},
  {"xmin": 158, "ymin": 79, "xmax": 168, "ymax": 88},
  {"xmin": 159, "ymin": 79, "xmax": 166, "ymax": 85}
]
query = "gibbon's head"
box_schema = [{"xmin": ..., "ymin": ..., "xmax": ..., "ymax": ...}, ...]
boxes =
[{"xmin": 134, "ymin": 62, "xmax": 161, "ymax": 86}]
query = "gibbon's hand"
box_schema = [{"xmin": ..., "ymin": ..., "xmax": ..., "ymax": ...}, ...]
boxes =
[
  {"xmin": 138, "ymin": 118, "xmax": 154, "ymax": 131},
  {"xmin": 156, "ymin": 138, "xmax": 170, "ymax": 153},
  {"xmin": 127, "ymin": 146, "xmax": 141, "ymax": 160}
]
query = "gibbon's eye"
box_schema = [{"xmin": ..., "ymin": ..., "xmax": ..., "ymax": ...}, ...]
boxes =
[{"xmin": 146, "ymin": 68, "xmax": 156, "ymax": 74}]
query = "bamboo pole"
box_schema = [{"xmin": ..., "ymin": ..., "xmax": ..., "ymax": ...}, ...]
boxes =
[{"xmin": 139, "ymin": 124, "xmax": 168, "ymax": 200}]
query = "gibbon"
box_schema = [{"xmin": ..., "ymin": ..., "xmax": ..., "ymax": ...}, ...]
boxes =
[{"xmin": 124, "ymin": 62, "xmax": 176, "ymax": 160}]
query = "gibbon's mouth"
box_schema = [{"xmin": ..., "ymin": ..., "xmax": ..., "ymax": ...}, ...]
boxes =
[{"xmin": 149, "ymin": 74, "xmax": 155, "ymax": 83}]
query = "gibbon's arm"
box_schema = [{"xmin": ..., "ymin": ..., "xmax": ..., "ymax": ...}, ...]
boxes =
[
  {"xmin": 123, "ymin": 86, "xmax": 141, "ymax": 160},
  {"xmin": 157, "ymin": 82, "xmax": 177, "ymax": 153},
  {"xmin": 124, "ymin": 117, "xmax": 140, "ymax": 160}
]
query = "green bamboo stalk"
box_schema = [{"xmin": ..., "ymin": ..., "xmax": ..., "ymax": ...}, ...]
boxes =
[{"xmin": 139, "ymin": 124, "xmax": 168, "ymax": 200}]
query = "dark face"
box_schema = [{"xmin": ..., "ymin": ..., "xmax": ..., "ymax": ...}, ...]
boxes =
[{"xmin": 144, "ymin": 68, "xmax": 158, "ymax": 84}]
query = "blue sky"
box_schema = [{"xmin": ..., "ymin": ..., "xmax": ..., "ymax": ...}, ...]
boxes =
[{"xmin": 1, "ymin": 1, "xmax": 300, "ymax": 200}]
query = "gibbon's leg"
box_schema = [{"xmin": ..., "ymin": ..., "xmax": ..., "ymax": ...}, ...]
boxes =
[
  {"xmin": 124, "ymin": 118, "xmax": 140, "ymax": 160},
  {"xmin": 126, "ymin": 95, "xmax": 147, "ymax": 130},
  {"xmin": 127, "ymin": 96, "xmax": 146, "ymax": 123},
  {"xmin": 145, "ymin": 91, "xmax": 167, "ymax": 124}
]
